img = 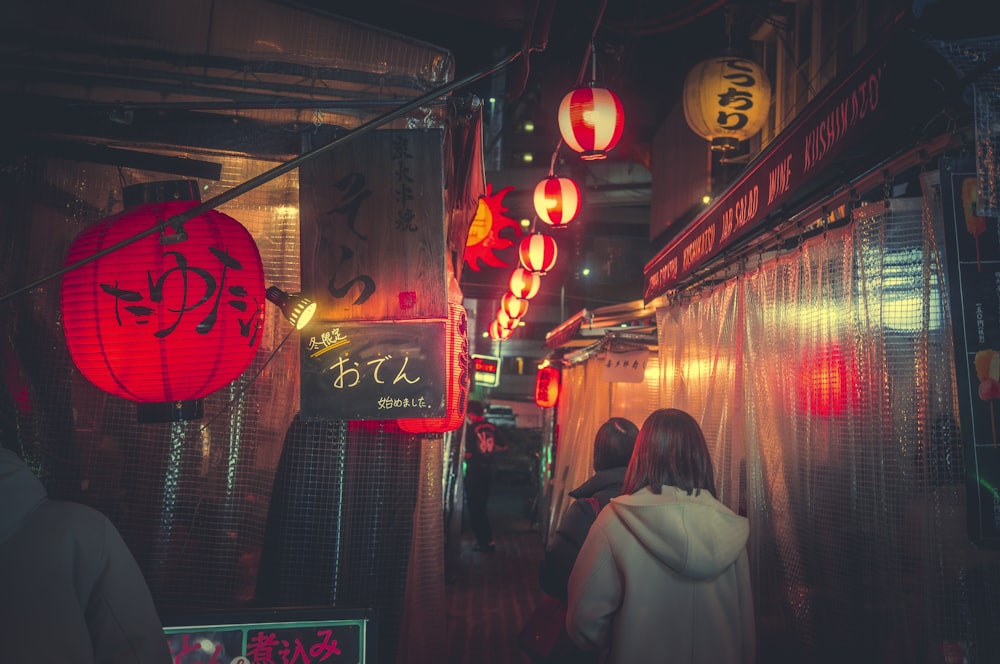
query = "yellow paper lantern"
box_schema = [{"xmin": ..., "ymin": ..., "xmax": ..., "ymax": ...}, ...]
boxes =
[{"xmin": 683, "ymin": 55, "xmax": 771, "ymax": 152}]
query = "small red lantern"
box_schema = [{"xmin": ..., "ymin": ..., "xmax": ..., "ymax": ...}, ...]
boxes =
[
  {"xmin": 500, "ymin": 291, "xmax": 529, "ymax": 320},
  {"xmin": 535, "ymin": 365, "xmax": 561, "ymax": 408},
  {"xmin": 534, "ymin": 176, "xmax": 581, "ymax": 227},
  {"xmin": 489, "ymin": 320, "xmax": 513, "ymax": 341},
  {"xmin": 519, "ymin": 233, "xmax": 558, "ymax": 275},
  {"xmin": 558, "ymin": 85, "xmax": 625, "ymax": 160},
  {"xmin": 398, "ymin": 303, "xmax": 469, "ymax": 434},
  {"xmin": 509, "ymin": 268, "xmax": 541, "ymax": 300},
  {"xmin": 61, "ymin": 181, "xmax": 265, "ymax": 421}
]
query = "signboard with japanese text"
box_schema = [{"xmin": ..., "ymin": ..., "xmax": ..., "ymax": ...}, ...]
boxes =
[
  {"xmin": 472, "ymin": 354, "xmax": 500, "ymax": 387},
  {"xmin": 939, "ymin": 156, "xmax": 1000, "ymax": 548},
  {"xmin": 163, "ymin": 608, "xmax": 374, "ymax": 664},
  {"xmin": 299, "ymin": 319, "xmax": 446, "ymax": 420},
  {"xmin": 300, "ymin": 129, "xmax": 448, "ymax": 322},
  {"xmin": 599, "ymin": 348, "xmax": 649, "ymax": 383}
]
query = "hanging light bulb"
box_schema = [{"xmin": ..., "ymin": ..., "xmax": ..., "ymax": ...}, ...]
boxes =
[
  {"xmin": 509, "ymin": 267, "xmax": 542, "ymax": 300},
  {"xmin": 500, "ymin": 291, "xmax": 529, "ymax": 319},
  {"xmin": 519, "ymin": 232, "xmax": 558, "ymax": 275},
  {"xmin": 534, "ymin": 176, "xmax": 581, "ymax": 227}
]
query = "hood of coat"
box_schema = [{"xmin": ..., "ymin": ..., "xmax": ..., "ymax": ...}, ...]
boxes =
[
  {"xmin": 0, "ymin": 448, "xmax": 47, "ymax": 544},
  {"xmin": 569, "ymin": 466, "xmax": 626, "ymax": 499},
  {"xmin": 608, "ymin": 485, "xmax": 749, "ymax": 579}
]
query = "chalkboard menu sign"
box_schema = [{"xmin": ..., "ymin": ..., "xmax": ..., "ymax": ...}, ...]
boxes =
[
  {"xmin": 299, "ymin": 319, "xmax": 447, "ymax": 420},
  {"xmin": 940, "ymin": 156, "xmax": 1000, "ymax": 548},
  {"xmin": 163, "ymin": 607, "xmax": 375, "ymax": 664}
]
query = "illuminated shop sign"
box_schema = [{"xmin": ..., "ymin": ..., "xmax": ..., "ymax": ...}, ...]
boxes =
[{"xmin": 472, "ymin": 354, "xmax": 501, "ymax": 387}]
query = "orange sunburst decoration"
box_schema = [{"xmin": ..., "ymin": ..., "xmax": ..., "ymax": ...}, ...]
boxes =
[{"xmin": 465, "ymin": 184, "xmax": 522, "ymax": 271}]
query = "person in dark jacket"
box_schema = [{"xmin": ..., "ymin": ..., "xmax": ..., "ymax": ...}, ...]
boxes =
[
  {"xmin": 0, "ymin": 447, "xmax": 172, "ymax": 663},
  {"xmin": 539, "ymin": 417, "xmax": 639, "ymax": 601},
  {"xmin": 464, "ymin": 400, "xmax": 506, "ymax": 551}
]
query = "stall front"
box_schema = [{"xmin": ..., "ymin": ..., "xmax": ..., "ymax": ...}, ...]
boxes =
[{"xmin": 544, "ymin": 30, "xmax": 1000, "ymax": 663}]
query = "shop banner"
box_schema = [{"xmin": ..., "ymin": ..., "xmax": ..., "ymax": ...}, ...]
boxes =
[{"xmin": 940, "ymin": 156, "xmax": 1000, "ymax": 548}]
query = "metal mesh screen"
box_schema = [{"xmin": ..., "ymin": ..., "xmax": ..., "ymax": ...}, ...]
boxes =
[{"xmin": 926, "ymin": 37, "xmax": 1000, "ymax": 216}]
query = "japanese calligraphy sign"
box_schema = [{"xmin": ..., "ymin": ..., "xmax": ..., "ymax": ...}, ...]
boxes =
[
  {"xmin": 299, "ymin": 319, "xmax": 446, "ymax": 420},
  {"xmin": 300, "ymin": 129, "xmax": 448, "ymax": 322},
  {"xmin": 61, "ymin": 191, "xmax": 265, "ymax": 405},
  {"xmin": 939, "ymin": 156, "xmax": 1000, "ymax": 548},
  {"xmin": 599, "ymin": 348, "xmax": 649, "ymax": 383},
  {"xmin": 163, "ymin": 610, "xmax": 370, "ymax": 664}
]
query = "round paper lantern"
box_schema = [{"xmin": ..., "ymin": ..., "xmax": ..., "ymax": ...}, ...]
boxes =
[
  {"xmin": 509, "ymin": 268, "xmax": 541, "ymax": 300},
  {"xmin": 683, "ymin": 55, "xmax": 771, "ymax": 152},
  {"xmin": 398, "ymin": 303, "xmax": 469, "ymax": 434},
  {"xmin": 534, "ymin": 176, "xmax": 581, "ymax": 227},
  {"xmin": 535, "ymin": 365, "xmax": 561, "ymax": 408},
  {"xmin": 496, "ymin": 309, "xmax": 520, "ymax": 331},
  {"xmin": 558, "ymin": 85, "xmax": 625, "ymax": 160},
  {"xmin": 489, "ymin": 319, "xmax": 513, "ymax": 341},
  {"xmin": 519, "ymin": 233, "xmax": 558, "ymax": 275},
  {"xmin": 500, "ymin": 291, "xmax": 529, "ymax": 320},
  {"xmin": 61, "ymin": 180, "xmax": 265, "ymax": 421}
]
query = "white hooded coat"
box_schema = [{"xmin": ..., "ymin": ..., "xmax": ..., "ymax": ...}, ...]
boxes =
[
  {"xmin": 566, "ymin": 484, "xmax": 755, "ymax": 664},
  {"xmin": 0, "ymin": 448, "xmax": 172, "ymax": 663}
]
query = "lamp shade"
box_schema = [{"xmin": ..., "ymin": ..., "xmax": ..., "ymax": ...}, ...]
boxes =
[
  {"xmin": 489, "ymin": 319, "xmax": 513, "ymax": 341},
  {"xmin": 398, "ymin": 303, "xmax": 469, "ymax": 434},
  {"xmin": 533, "ymin": 176, "xmax": 581, "ymax": 227},
  {"xmin": 558, "ymin": 85, "xmax": 625, "ymax": 160},
  {"xmin": 266, "ymin": 287, "xmax": 316, "ymax": 330},
  {"xmin": 60, "ymin": 181, "xmax": 265, "ymax": 415},
  {"xmin": 683, "ymin": 55, "xmax": 771, "ymax": 152},
  {"xmin": 508, "ymin": 268, "xmax": 541, "ymax": 300},
  {"xmin": 535, "ymin": 365, "xmax": 560, "ymax": 408},
  {"xmin": 500, "ymin": 291, "xmax": 529, "ymax": 320},
  {"xmin": 519, "ymin": 233, "xmax": 558, "ymax": 275}
]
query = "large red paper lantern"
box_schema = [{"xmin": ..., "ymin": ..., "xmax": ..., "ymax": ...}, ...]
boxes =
[
  {"xmin": 61, "ymin": 181, "xmax": 265, "ymax": 421},
  {"xmin": 489, "ymin": 320, "xmax": 513, "ymax": 341},
  {"xmin": 508, "ymin": 268, "xmax": 541, "ymax": 300},
  {"xmin": 519, "ymin": 233, "xmax": 558, "ymax": 275},
  {"xmin": 500, "ymin": 291, "xmax": 529, "ymax": 320},
  {"xmin": 534, "ymin": 176, "xmax": 581, "ymax": 227},
  {"xmin": 398, "ymin": 303, "xmax": 469, "ymax": 434},
  {"xmin": 683, "ymin": 56, "xmax": 771, "ymax": 152},
  {"xmin": 558, "ymin": 85, "xmax": 625, "ymax": 160},
  {"xmin": 535, "ymin": 365, "xmax": 561, "ymax": 408}
]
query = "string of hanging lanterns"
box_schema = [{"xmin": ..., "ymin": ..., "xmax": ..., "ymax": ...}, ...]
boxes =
[{"xmin": 488, "ymin": 0, "xmax": 621, "ymax": 344}]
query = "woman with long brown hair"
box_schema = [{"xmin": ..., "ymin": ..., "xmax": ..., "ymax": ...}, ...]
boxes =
[{"xmin": 566, "ymin": 408, "xmax": 755, "ymax": 663}]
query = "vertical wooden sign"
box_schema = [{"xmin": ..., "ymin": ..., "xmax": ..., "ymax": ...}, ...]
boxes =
[{"xmin": 301, "ymin": 129, "xmax": 448, "ymax": 322}]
